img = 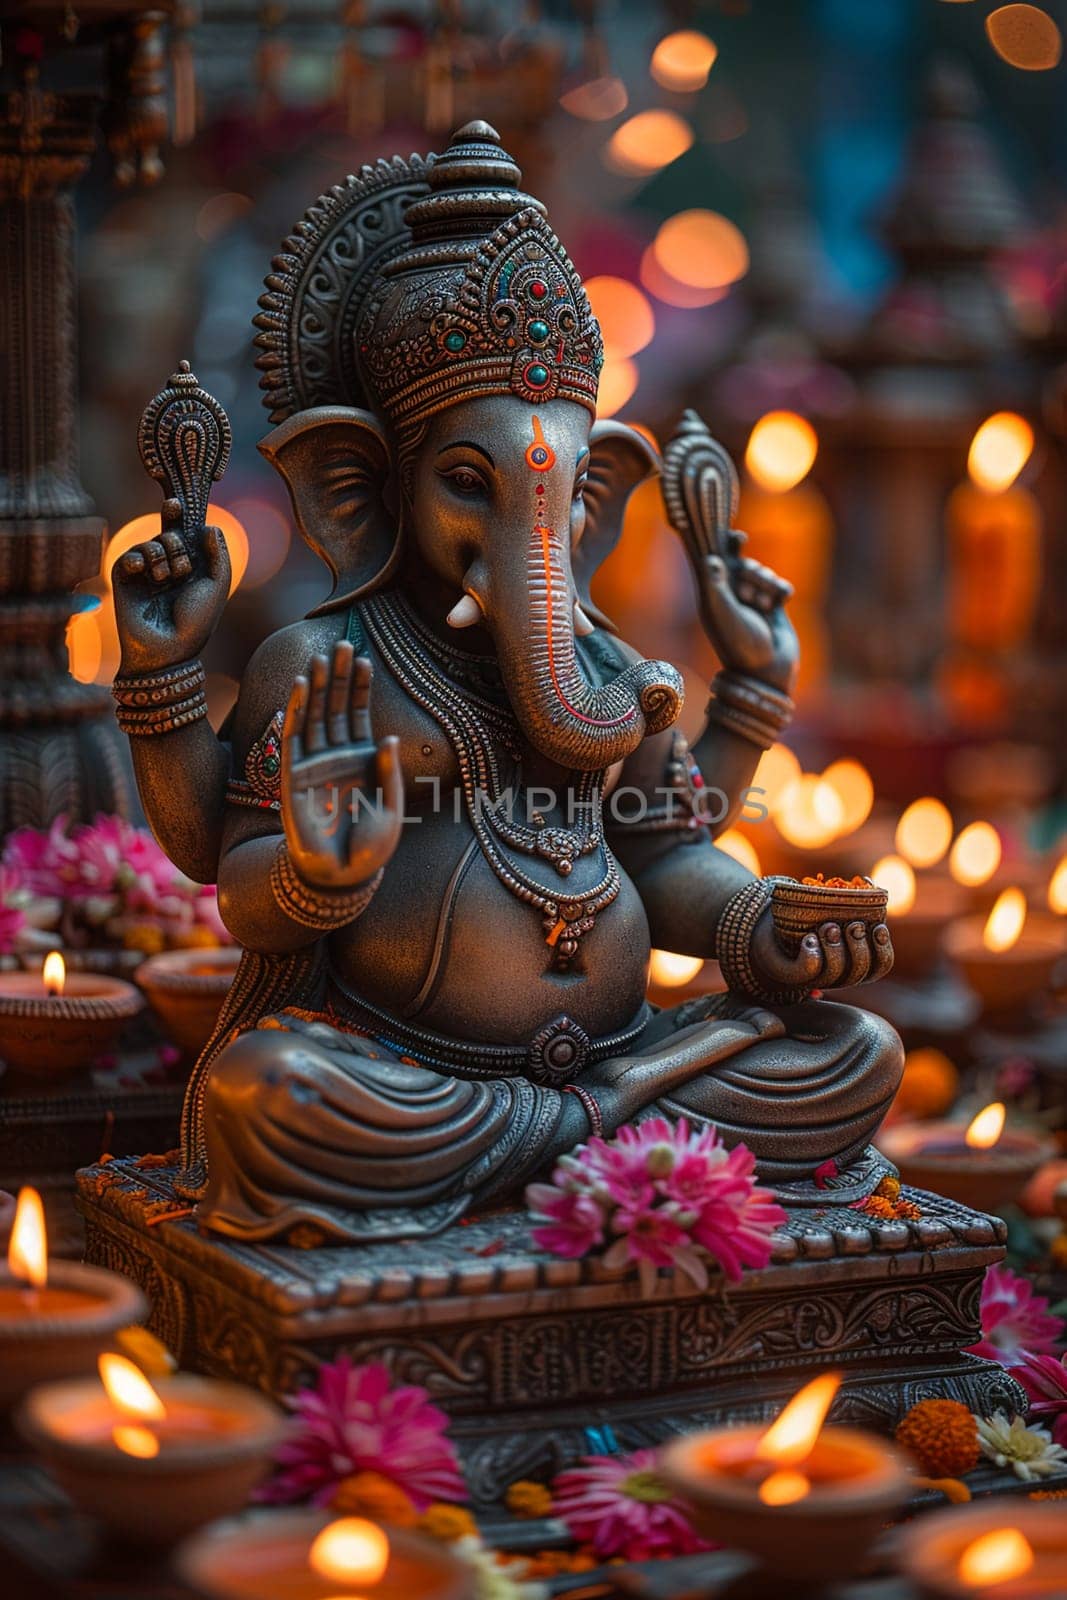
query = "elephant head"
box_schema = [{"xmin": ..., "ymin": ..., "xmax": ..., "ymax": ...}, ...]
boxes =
[{"xmin": 260, "ymin": 393, "xmax": 683, "ymax": 771}]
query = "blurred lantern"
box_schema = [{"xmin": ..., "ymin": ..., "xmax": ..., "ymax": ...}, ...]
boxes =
[
  {"xmin": 986, "ymin": 5, "xmax": 1062, "ymax": 70},
  {"xmin": 948, "ymin": 821, "xmax": 1002, "ymax": 887},
  {"xmin": 650, "ymin": 31, "xmax": 718, "ymax": 93},
  {"xmin": 739, "ymin": 412, "xmax": 831, "ymax": 701},
  {"xmin": 895, "ymin": 798, "xmax": 953, "ymax": 868},
  {"xmin": 559, "ymin": 76, "xmax": 629, "ymax": 121},
  {"xmin": 871, "ymin": 854, "xmax": 917, "ymax": 916},
  {"xmin": 596, "ymin": 356, "xmax": 638, "ymax": 418},
  {"xmin": 584, "ymin": 278, "xmax": 655, "ymax": 358},
  {"xmin": 651, "ymin": 210, "xmax": 748, "ymax": 290},
  {"xmin": 605, "ymin": 111, "xmax": 693, "ymax": 176},
  {"xmin": 820, "ymin": 760, "xmax": 874, "ymax": 837}
]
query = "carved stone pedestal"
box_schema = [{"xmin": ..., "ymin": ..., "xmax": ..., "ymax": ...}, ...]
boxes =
[{"xmin": 77, "ymin": 1157, "xmax": 1026, "ymax": 1507}]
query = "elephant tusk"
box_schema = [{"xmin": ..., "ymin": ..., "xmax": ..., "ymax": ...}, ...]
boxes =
[
  {"xmin": 573, "ymin": 599, "xmax": 595, "ymax": 637},
  {"xmin": 446, "ymin": 592, "xmax": 484, "ymax": 629}
]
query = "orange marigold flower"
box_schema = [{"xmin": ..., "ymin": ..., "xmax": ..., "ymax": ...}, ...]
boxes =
[
  {"xmin": 895, "ymin": 1198, "xmax": 922, "ymax": 1221},
  {"xmin": 330, "ymin": 1470, "xmax": 418, "ymax": 1527},
  {"xmin": 417, "ymin": 1504, "xmax": 479, "ymax": 1542},
  {"xmin": 859, "ymin": 1195, "xmax": 897, "ymax": 1220},
  {"xmin": 875, "ymin": 1175, "xmax": 901, "ymax": 1201},
  {"xmin": 505, "ymin": 1480, "xmax": 553, "ymax": 1519},
  {"xmin": 895, "ymin": 1399, "xmax": 979, "ymax": 1478},
  {"xmin": 893, "ymin": 1048, "xmax": 958, "ymax": 1120}
]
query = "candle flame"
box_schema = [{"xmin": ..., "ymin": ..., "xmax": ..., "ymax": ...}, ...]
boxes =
[
  {"xmin": 948, "ymin": 822, "xmax": 1002, "ymax": 888},
  {"xmin": 42, "ymin": 951, "xmax": 65, "ymax": 997},
  {"xmin": 965, "ymin": 1101, "xmax": 1006, "ymax": 1150},
  {"xmin": 650, "ymin": 30, "xmax": 718, "ymax": 93},
  {"xmin": 895, "ymin": 798, "xmax": 953, "ymax": 869},
  {"xmin": 957, "ymin": 1526, "xmax": 1034, "ymax": 1586},
  {"xmin": 309, "ymin": 1519, "xmax": 390, "ymax": 1586},
  {"xmin": 98, "ymin": 1353, "xmax": 166, "ymax": 1422},
  {"xmin": 758, "ymin": 1468, "xmax": 811, "ymax": 1505},
  {"xmin": 113, "ymin": 1424, "xmax": 161, "ymax": 1459},
  {"xmin": 968, "ymin": 412, "xmax": 1034, "ymax": 494},
  {"xmin": 1048, "ymin": 854, "xmax": 1067, "ymax": 915},
  {"xmin": 983, "ymin": 887, "xmax": 1027, "ymax": 953},
  {"xmin": 7, "ymin": 1186, "xmax": 48, "ymax": 1289},
  {"xmin": 648, "ymin": 950, "xmax": 704, "ymax": 988},
  {"xmin": 754, "ymin": 1373, "xmax": 841, "ymax": 1467},
  {"xmin": 871, "ymin": 855, "xmax": 916, "ymax": 916},
  {"xmin": 745, "ymin": 411, "xmax": 818, "ymax": 494}
]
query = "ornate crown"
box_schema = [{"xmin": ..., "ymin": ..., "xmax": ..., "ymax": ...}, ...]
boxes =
[{"xmin": 254, "ymin": 122, "xmax": 602, "ymax": 437}]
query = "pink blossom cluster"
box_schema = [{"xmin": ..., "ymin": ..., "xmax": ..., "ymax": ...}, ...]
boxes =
[
  {"xmin": 967, "ymin": 1262, "xmax": 1067, "ymax": 1446},
  {"xmin": 0, "ymin": 814, "xmax": 227, "ymax": 954},
  {"xmin": 527, "ymin": 1116, "xmax": 786, "ymax": 1293},
  {"xmin": 552, "ymin": 1447, "xmax": 713, "ymax": 1563}
]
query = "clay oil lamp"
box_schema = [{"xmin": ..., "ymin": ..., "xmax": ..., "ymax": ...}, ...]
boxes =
[
  {"xmin": 0, "ymin": 950, "xmax": 144, "ymax": 1082},
  {"xmin": 878, "ymin": 1101, "xmax": 1054, "ymax": 1212},
  {"xmin": 898, "ymin": 1503, "xmax": 1067, "ymax": 1598},
  {"xmin": 943, "ymin": 887, "xmax": 1067, "ymax": 1021},
  {"xmin": 0, "ymin": 1186, "xmax": 146, "ymax": 1412},
  {"xmin": 17, "ymin": 1352, "xmax": 286, "ymax": 1546},
  {"xmin": 659, "ymin": 1373, "xmax": 911, "ymax": 1586},
  {"xmin": 178, "ymin": 1510, "xmax": 476, "ymax": 1600},
  {"xmin": 136, "ymin": 945, "xmax": 241, "ymax": 1058}
]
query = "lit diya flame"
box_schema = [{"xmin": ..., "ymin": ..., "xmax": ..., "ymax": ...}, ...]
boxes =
[
  {"xmin": 744, "ymin": 411, "xmax": 818, "ymax": 494},
  {"xmin": 968, "ymin": 412, "xmax": 1034, "ymax": 495},
  {"xmin": 648, "ymin": 950, "xmax": 704, "ymax": 988},
  {"xmin": 983, "ymin": 887, "xmax": 1027, "ymax": 953},
  {"xmin": 1048, "ymin": 854, "xmax": 1067, "ymax": 915},
  {"xmin": 948, "ymin": 822, "xmax": 1001, "ymax": 889},
  {"xmin": 309, "ymin": 1518, "xmax": 391, "ymax": 1593},
  {"xmin": 957, "ymin": 1526, "xmax": 1034, "ymax": 1587},
  {"xmin": 99, "ymin": 1352, "xmax": 166, "ymax": 1459},
  {"xmin": 965, "ymin": 1102, "xmax": 1006, "ymax": 1151},
  {"xmin": 820, "ymin": 760, "xmax": 874, "ymax": 837},
  {"xmin": 754, "ymin": 1372, "xmax": 842, "ymax": 1505},
  {"xmin": 42, "ymin": 950, "xmax": 65, "ymax": 998},
  {"xmin": 8, "ymin": 1185, "xmax": 48, "ymax": 1290},
  {"xmin": 895, "ymin": 798, "xmax": 953, "ymax": 869},
  {"xmin": 871, "ymin": 855, "xmax": 916, "ymax": 916}
]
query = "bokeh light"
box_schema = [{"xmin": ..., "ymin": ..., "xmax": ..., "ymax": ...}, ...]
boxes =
[
  {"xmin": 648, "ymin": 949, "xmax": 704, "ymax": 987},
  {"xmin": 584, "ymin": 277, "xmax": 655, "ymax": 358},
  {"xmin": 104, "ymin": 506, "xmax": 249, "ymax": 595},
  {"xmin": 753, "ymin": 742, "xmax": 803, "ymax": 817},
  {"xmin": 820, "ymin": 759, "xmax": 874, "ymax": 836},
  {"xmin": 596, "ymin": 356, "xmax": 639, "ymax": 418},
  {"xmin": 871, "ymin": 855, "xmax": 917, "ymax": 916},
  {"xmin": 651, "ymin": 210, "xmax": 749, "ymax": 290},
  {"xmin": 983, "ymin": 887, "xmax": 1027, "ymax": 952},
  {"xmin": 744, "ymin": 411, "xmax": 818, "ymax": 493},
  {"xmin": 776, "ymin": 774, "xmax": 844, "ymax": 849},
  {"xmin": 1048, "ymin": 854, "xmax": 1067, "ymax": 914},
  {"xmin": 895, "ymin": 797, "xmax": 953, "ymax": 868},
  {"xmin": 559, "ymin": 76, "xmax": 629, "ymax": 121},
  {"xmin": 639, "ymin": 245, "xmax": 728, "ymax": 309},
  {"xmin": 716, "ymin": 828, "xmax": 761, "ymax": 876},
  {"xmin": 948, "ymin": 821, "xmax": 1002, "ymax": 887},
  {"xmin": 986, "ymin": 5, "xmax": 1062, "ymax": 71},
  {"xmin": 650, "ymin": 31, "xmax": 718, "ymax": 93},
  {"xmin": 967, "ymin": 412, "xmax": 1034, "ymax": 492},
  {"xmin": 605, "ymin": 111, "xmax": 694, "ymax": 177}
]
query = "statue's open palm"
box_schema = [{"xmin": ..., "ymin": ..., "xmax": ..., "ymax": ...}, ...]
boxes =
[
  {"xmin": 698, "ymin": 551, "xmax": 799, "ymax": 695},
  {"xmin": 281, "ymin": 642, "xmax": 403, "ymax": 891}
]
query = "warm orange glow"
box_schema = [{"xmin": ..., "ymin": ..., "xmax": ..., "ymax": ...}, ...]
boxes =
[
  {"xmin": 605, "ymin": 111, "xmax": 694, "ymax": 176},
  {"xmin": 820, "ymin": 760, "xmax": 874, "ymax": 836},
  {"xmin": 98, "ymin": 1354, "xmax": 167, "ymax": 1422},
  {"xmin": 596, "ymin": 356, "xmax": 639, "ymax": 419},
  {"xmin": 895, "ymin": 798, "xmax": 953, "ymax": 869},
  {"xmin": 775, "ymin": 775, "xmax": 844, "ymax": 849},
  {"xmin": 948, "ymin": 822, "xmax": 1002, "ymax": 888},
  {"xmin": 639, "ymin": 245, "xmax": 728, "ymax": 310},
  {"xmin": 986, "ymin": 6, "xmax": 1062, "ymax": 71},
  {"xmin": 967, "ymin": 412, "xmax": 1034, "ymax": 493},
  {"xmin": 584, "ymin": 277, "xmax": 655, "ymax": 359},
  {"xmin": 1047, "ymin": 854, "xmax": 1067, "ymax": 915},
  {"xmin": 983, "ymin": 887, "xmax": 1027, "ymax": 953},
  {"xmin": 755, "ymin": 1373, "xmax": 841, "ymax": 1467},
  {"xmin": 66, "ymin": 606, "xmax": 104, "ymax": 684},
  {"xmin": 113, "ymin": 1424, "xmax": 161, "ymax": 1459},
  {"xmin": 744, "ymin": 412, "xmax": 818, "ymax": 494},
  {"xmin": 652, "ymin": 210, "xmax": 748, "ymax": 290},
  {"xmin": 755, "ymin": 743, "xmax": 803, "ymax": 817},
  {"xmin": 649, "ymin": 950, "xmax": 704, "ymax": 988},
  {"xmin": 716, "ymin": 829, "xmax": 761, "ymax": 876},
  {"xmin": 559, "ymin": 76, "xmax": 629, "ymax": 122},
  {"xmin": 42, "ymin": 950, "xmax": 66, "ymax": 997},
  {"xmin": 758, "ymin": 1468, "xmax": 811, "ymax": 1505},
  {"xmin": 104, "ymin": 505, "xmax": 249, "ymax": 596},
  {"xmin": 871, "ymin": 855, "xmax": 917, "ymax": 916},
  {"xmin": 650, "ymin": 30, "xmax": 718, "ymax": 93},
  {"xmin": 8, "ymin": 1186, "xmax": 48, "ymax": 1290},
  {"xmin": 309, "ymin": 1519, "xmax": 390, "ymax": 1587},
  {"xmin": 957, "ymin": 1526, "xmax": 1034, "ymax": 1585},
  {"xmin": 966, "ymin": 1101, "xmax": 1007, "ymax": 1151}
]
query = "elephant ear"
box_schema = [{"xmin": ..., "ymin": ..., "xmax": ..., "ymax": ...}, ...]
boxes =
[
  {"xmin": 258, "ymin": 406, "xmax": 398, "ymax": 617},
  {"xmin": 572, "ymin": 420, "xmax": 660, "ymax": 634}
]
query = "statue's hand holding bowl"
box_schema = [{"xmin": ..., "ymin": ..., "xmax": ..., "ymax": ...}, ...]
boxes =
[
  {"xmin": 697, "ymin": 551, "xmax": 799, "ymax": 695},
  {"xmin": 113, "ymin": 499, "xmax": 232, "ymax": 672},
  {"xmin": 748, "ymin": 908, "xmax": 894, "ymax": 999},
  {"xmin": 281, "ymin": 642, "xmax": 404, "ymax": 892}
]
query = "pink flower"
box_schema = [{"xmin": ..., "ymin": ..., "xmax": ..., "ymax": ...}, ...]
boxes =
[
  {"xmin": 0, "ymin": 866, "xmax": 26, "ymax": 955},
  {"xmin": 967, "ymin": 1265, "xmax": 1065, "ymax": 1366},
  {"xmin": 3, "ymin": 815, "xmax": 78, "ymax": 897},
  {"xmin": 258, "ymin": 1358, "xmax": 465, "ymax": 1509},
  {"xmin": 1013, "ymin": 1350, "xmax": 1067, "ymax": 1448},
  {"xmin": 528, "ymin": 1185, "xmax": 604, "ymax": 1258},
  {"xmin": 552, "ymin": 1449, "xmax": 713, "ymax": 1562}
]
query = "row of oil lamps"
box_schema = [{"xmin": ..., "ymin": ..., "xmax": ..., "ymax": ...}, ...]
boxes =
[{"xmin": 0, "ymin": 1185, "xmax": 1064, "ymax": 1595}]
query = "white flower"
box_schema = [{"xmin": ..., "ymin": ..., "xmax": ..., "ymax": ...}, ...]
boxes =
[
  {"xmin": 975, "ymin": 1410, "xmax": 1067, "ymax": 1481},
  {"xmin": 453, "ymin": 1536, "xmax": 549, "ymax": 1600}
]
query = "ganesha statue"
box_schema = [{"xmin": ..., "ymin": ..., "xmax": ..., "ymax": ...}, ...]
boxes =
[{"xmin": 111, "ymin": 123, "xmax": 902, "ymax": 1246}]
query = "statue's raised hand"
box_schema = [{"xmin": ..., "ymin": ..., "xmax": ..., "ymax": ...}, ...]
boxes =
[
  {"xmin": 697, "ymin": 551, "xmax": 799, "ymax": 695},
  {"xmin": 113, "ymin": 498, "xmax": 231, "ymax": 672},
  {"xmin": 281, "ymin": 642, "xmax": 403, "ymax": 891}
]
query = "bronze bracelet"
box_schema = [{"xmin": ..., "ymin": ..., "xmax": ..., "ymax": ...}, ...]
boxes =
[
  {"xmin": 115, "ymin": 692, "xmax": 208, "ymax": 737},
  {"xmin": 269, "ymin": 847, "xmax": 384, "ymax": 932},
  {"xmin": 716, "ymin": 877, "xmax": 809, "ymax": 1006},
  {"xmin": 112, "ymin": 659, "xmax": 206, "ymax": 710},
  {"xmin": 706, "ymin": 670, "xmax": 794, "ymax": 750},
  {"xmin": 562, "ymin": 1082, "xmax": 604, "ymax": 1139}
]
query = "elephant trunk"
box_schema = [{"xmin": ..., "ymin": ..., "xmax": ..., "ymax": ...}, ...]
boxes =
[{"xmin": 487, "ymin": 521, "xmax": 683, "ymax": 771}]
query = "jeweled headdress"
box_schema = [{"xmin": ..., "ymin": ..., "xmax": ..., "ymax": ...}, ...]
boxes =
[{"xmin": 254, "ymin": 121, "xmax": 603, "ymax": 439}]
